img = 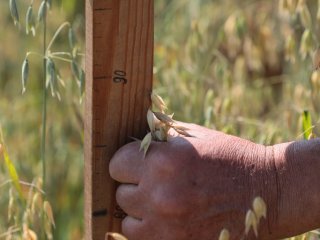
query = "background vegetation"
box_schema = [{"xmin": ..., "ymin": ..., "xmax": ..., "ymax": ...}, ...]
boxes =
[{"xmin": 0, "ymin": 0, "xmax": 319, "ymax": 239}]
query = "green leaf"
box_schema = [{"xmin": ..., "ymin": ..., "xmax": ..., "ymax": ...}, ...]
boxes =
[
  {"xmin": 2, "ymin": 146, "xmax": 23, "ymax": 200},
  {"xmin": 302, "ymin": 110, "xmax": 312, "ymax": 140}
]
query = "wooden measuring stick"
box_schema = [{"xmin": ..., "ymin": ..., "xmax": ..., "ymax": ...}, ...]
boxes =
[{"xmin": 85, "ymin": 0, "xmax": 154, "ymax": 239}]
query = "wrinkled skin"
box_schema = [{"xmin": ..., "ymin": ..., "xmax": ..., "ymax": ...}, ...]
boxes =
[{"xmin": 109, "ymin": 123, "xmax": 320, "ymax": 240}]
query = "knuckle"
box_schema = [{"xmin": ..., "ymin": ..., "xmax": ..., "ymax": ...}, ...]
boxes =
[
  {"xmin": 148, "ymin": 148, "xmax": 179, "ymax": 176},
  {"xmin": 115, "ymin": 185, "xmax": 125, "ymax": 206},
  {"xmin": 109, "ymin": 141, "xmax": 140, "ymax": 179},
  {"xmin": 121, "ymin": 217, "xmax": 140, "ymax": 240},
  {"xmin": 150, "ymin": 186, "xmax": 189, "ymax": 217}
]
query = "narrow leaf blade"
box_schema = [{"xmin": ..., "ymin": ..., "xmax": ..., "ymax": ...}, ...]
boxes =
[{"xmin": 302, "ymin": 110, "xmax": 312, "ymax": 139}]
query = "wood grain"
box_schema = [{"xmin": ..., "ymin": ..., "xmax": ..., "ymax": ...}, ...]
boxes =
[{"xmin": 85, "ymin": 0, "xmax": 154, "ymax": 239}]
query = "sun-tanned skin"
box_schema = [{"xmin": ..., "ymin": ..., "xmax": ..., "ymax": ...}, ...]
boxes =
[{"xmin": 109, "ymin": 122, "xmax": 320, "ymax": 240}]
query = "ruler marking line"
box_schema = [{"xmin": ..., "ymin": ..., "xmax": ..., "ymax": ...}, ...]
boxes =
[
  {"xmin": 92, "ymin": 209, "xmax": 108, "ymax": 217},
  {"xmin": 94, "ymin": 8, "xmax": 112, "ymax": 11},
  {"xmin": 94, "ymin": 144, "xmax": 108, "ymax": 148}
]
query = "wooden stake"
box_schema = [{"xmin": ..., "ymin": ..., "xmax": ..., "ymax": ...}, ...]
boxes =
[{"xmin": 85, "ymin": 0, "xmax": 154, "ymax": 239}]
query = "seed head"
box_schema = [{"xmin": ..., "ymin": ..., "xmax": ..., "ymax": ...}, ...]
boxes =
[
  {"xmin": 79, "ymin": 68, "xmax": 85, "ymax": 98},
  {"xmin": 140, "ymin": 132, "xmax": 152, "ymax": 158},
  {"xmin": 0, "ymin": 144, "xmax": 3, "ymax": 155},
  {"xmin": 46, "ymin": 0, "xmax": 52, "ymax": 9},
  {"xmin": 36, "ymin": 177, "xmax": 43, "ymax": 190},
  {"xmin": 23, "ymin": 209, "xmax": 32, "ymax": 226},
  {"xmin": 26, "ymin": 5, "xmax": 35, "ymax": 36},
  {"xmin": 22, "ymin": 58, "xmax": 29, "ymax": 94},
  {"xmin": 31, "ymin": 192, "xmax": 42, "ymax": 215},
  {"xmin": 299, "ymin": 4, "xmax": 312, "ymax": 29},
  {"xmin": 245, "ymin": 209, "xmax": 258, "ymax": 237},
  {"xmin": 44, "ymin": 220, "xmax": 52, "ymax": 240},
  {"xmin": 23, "ymin": 224, "xmax": 37, "ymax": 240},
  {"xmin": 71, "ymin": 60, "xmax": 80, "ymax": 80},
  {"xmin": 300, "ymin": 29, "xmax": 313, "ymax": 59},
  {"xmin": 43, "ymin": 201, "xmax": 55, "ymax": 228},
  {"xmin": 153, "ymin": 111, "xmax": 175, "ymax": 126},
  {"xmin": 147, "ymin": 109, "xmax": 156, "ymax": 132},
  {"xmin": 46, "ymin": 58, "xmax": 57, "ymax": 97},
  {"xmin": 253, "ymin": 197, "xmax": 267, "ymax": 221},
  {"xmin": 287, "ymin": 0, "xmax": 297, "ymax": 14},
  {"xmin": 68, "ymin": 28, "xmax": 77, "ymax": 50},
  {"xmin": 313, "ymin": 47, "xmax": 320, "ymax": 71},
  {"xmin": 38, "ymin": 1, "xmax": 47, "ymax": 23},
  {"xmin": 218, "ymin": 229, "xmax": 230, "ymax": 240},
  {"xmin": 9, "ymin": 0, "xmax": 19, "ymax": 26},
  {"xmin": 308, "ymin": 132, "xmax": 317, "ymax": 140},
  {"xmin": 8, "ymin": 195, "xmax": 14, "ymax": 221},
  {"xmin": 317, "ymin": 0, "xmax": 320, "ymax": 21},
  {"xmin": 151, "ymin": 92, "xmax": 167, "ymax": 112},
  {"xmin": 106, "ymin": 232, "xmax": 128, "ymax": 240},
  {"xmin": 285, "ymin": 35, "xmax": 296, "ymax": 63}
]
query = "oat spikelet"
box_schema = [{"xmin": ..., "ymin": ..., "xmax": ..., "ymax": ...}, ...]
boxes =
[
  {"xmin": 151, "ymin": 92, "xmax": 167, "ymax": 112},
  {"xmin": 140, "ymin": 92, "xmax": 192, "ymax": 156},
  {"xmin": 44, "ymin": 220, "xmax": 53, "ymax": 240},
  {"xmin": 299, "ymin": 4, "xmax": 312, "ymax": 29},
  {"xmin": 23, "ymin": 224, "xmax": 37, "ymax": 240},
  {"xmin": 106, "ymin": 232, "xmax": 128, "ymax": 240},
  {"xmin": 313, "ymin": 47, "xmax": 320, "ymax": 71},
  {"xmin": 308, "ymin": 132, "xmax": 317, "ymax": 140},
  {"xmin": 153, "ymin": 111, "xmax": 175, "ymax": 126},
  {"xmin": 43, "ymin": 201, "xmax": 55, "ymax": 228},
  {"xmin": 218, "ymin": 228, "xmax": 230, "ymax": 240},
  {"xmin": 139, "ymin": 132, "xmax": 152, "ymax": 158},
  {"xmin": 147, "ymin": 109, "xmax": 156, "ymax": 132},
  {"xmin": 245, "ymin": 209, "xmax": 258, "ymax": 237},
  {"xmin": 9, "ymin": 0, "xmax": 19, "ymax": 26},
  {"xmin": 8, "ymin": 197, "xmax": 14, "ymax": 221},
  {"xmin": 31, "ymin": 192, "xmax": 42, "ymax": 215},
  {"xmin": 253, "ymin": 196, "xmax": 267, "ymax": 222},
  {"xmin": 36, "ymin": 177, "xmax": 43, "ymax": 191}
]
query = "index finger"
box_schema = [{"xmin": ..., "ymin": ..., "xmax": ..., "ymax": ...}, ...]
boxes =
[{"xmin": 109, "ymin": 141, "xmax": 144, "ymax": 184}]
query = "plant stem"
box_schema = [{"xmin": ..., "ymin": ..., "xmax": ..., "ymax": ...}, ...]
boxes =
[
  {"xmin": 49, "ymin": 55, "xmax": 73, "ymax": 63},
  {"xmin": 50, "ymin": 52, "xmax": 72, "ymax": 57},
  {"xmin": 26, "ymin": 51, "xmax": 44, "ymax": 58},
  {"xmin": 46, "ymin": 22, "xmax": 70, "ymax": 52},
  {"xmin": 41, "ymin": 3, "xmax": 48, "ymax": 192},
  {"xmin": 41, "ymin": 2, "xmax": 48, "ymax": 239}
]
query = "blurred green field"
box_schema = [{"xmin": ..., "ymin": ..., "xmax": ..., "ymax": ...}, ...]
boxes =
[{"xmin": 0, "ymin": 0, "xmax": 319, "ymax": 239}]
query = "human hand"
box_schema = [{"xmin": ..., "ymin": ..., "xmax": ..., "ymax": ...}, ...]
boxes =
[{"xmin": 109, "ymin": 123, "xmax": 312, "ymax": 240}]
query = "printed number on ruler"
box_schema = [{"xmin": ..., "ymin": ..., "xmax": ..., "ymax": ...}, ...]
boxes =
[{"xmin": 113, "ymin": 70, "xmax": 127, "ymax": 84}]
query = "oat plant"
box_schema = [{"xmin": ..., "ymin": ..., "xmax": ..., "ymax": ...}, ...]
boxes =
[
  {"xmin": 10, "ymin": 0, "xmax": 84, "ymax": 190},
  {"xmin": 4, "ymin": 0, "xmax": 85, "ymax": 238}
]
